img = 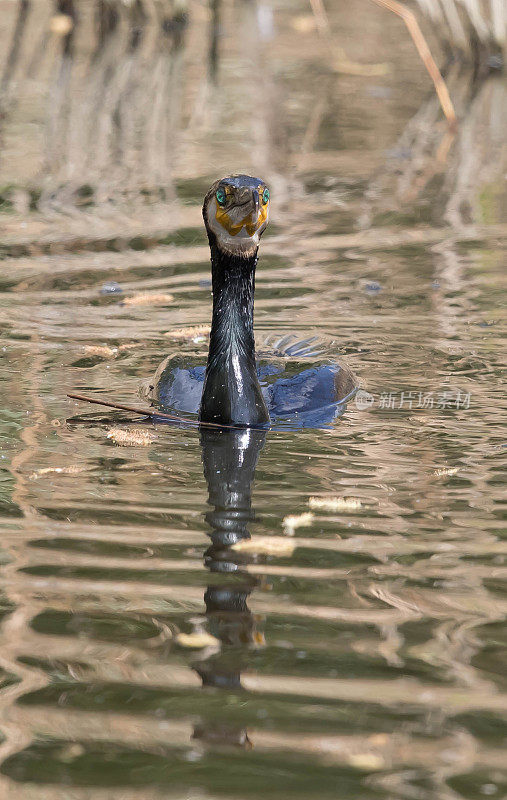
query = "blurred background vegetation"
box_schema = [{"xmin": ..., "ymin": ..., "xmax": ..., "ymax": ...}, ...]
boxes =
[{"xmin": 0, "ymin": 0, "xmax": 506, "ymax": 253}]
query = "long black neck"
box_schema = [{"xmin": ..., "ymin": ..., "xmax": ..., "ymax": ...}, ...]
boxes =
[
  {"xmin": 208, "ymin": 242, "xmax": 257, "ymax": 370},
  {"xmin": 199, "ymin": 239, "xmax": 270, "ymax": 426}
]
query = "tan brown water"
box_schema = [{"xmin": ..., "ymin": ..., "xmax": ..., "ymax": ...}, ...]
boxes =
[{"xmin": 1, "ymin": 1, "xmax": 506, "ymax": 798}]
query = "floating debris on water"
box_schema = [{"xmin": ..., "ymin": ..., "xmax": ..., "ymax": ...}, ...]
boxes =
[
  {"xmin": 283, "ymin": 512, "xmax": 314, "ymax": 535},
  {"xmin": 107, "ymin": 428, "xmax": 156, "ymax": 446},
  {"xmin": 347, "ymin": 753, "xmax": 385, "ymax": 771},
  {"xmin": 82, "ymin": 343, "xmax": 138, "ymax": 358},
  {"xmin": 83, "ymin": 345, "xmax": 117, "ymax": 358},
  {"xmin": 100, "ymin": 281, "xmax": 123, "ymax": 295},
  {"xmin": 118, "ymin": 343, "xmax": 140, "ymax": 351},
  {"xmin": 232, "ymin": 537, "xmax": 295, "ymax": 557},
  {"xmin": 434, "ymin": 467, "xmax": 459, "ymax": 476},
  {"xmin": 59, "ymin": 743, "xmax": 86, "ymax": 763},
  {"xmin": 164, "ymin": 325, "xmax": 210, "ymax": 342},
  {"xmin": 176, "ymin": 631, "xmax": 220, "ymax": 648},
  {"xmin": 30, "ymin": 465, "xmax": 85, "ymax": 479},
  {"xmin": 309, "ymin": 496, "xmax": 362, "ymax": 512},
  {"xmin": 123, "ymin": 293, "xmax": 174, "ymax": 307}
]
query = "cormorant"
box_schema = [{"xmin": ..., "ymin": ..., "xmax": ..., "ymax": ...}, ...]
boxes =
[{"xmin": 150, "ymin": 175, "xmax": 357, "ymax": 428}]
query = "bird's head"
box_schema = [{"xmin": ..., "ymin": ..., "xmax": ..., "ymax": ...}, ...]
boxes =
[{"xmin": 203, "ymin": 174, "xmax": 270, "ymax": 258}]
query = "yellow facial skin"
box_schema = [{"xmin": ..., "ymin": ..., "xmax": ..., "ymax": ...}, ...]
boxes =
[{"xmin": 215, "ymin": 190, "xmax": 269, "ymax": 237}]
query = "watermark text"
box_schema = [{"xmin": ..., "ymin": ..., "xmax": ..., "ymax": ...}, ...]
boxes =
[{"xmin": 355, "ymin": 389, "xmax": 471, "ymax": 411}]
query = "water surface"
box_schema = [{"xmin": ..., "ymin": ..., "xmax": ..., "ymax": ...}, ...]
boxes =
[{"xmin": 0, "ymin": 1, "xmax": 506, "ymax": 798}]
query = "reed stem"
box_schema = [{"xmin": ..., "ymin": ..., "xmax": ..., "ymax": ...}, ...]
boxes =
[
  {"xmin": 370, "ymin": 0, "xmax": 457, "ymax": 130},
  {"xmin": 67, "ymin": 393, "xmax": 257, "ymax": 430}
]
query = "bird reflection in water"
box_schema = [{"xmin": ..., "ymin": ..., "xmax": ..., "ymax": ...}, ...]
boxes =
[{"xmin": 191, "ymin": 426, "xmax": 267, "ymax": 749}]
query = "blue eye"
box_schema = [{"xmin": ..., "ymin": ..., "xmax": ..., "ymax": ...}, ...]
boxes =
[
  {"xmin": 216, "ymin": 187, "xmax": 226, "ymax": 206},
  {"xmin": 262, "ymin": 187, "xmax": 270, "ymax": 204}
]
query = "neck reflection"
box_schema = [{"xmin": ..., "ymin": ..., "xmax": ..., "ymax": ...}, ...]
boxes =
[{"xmin": 191, "ymin": 427, "xmax": 266, "ymax": 746}]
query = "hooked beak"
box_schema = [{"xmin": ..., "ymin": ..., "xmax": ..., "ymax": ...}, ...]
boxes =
[
  {"xmin": 232, "ymin": 188, "xmax": 260, "ymax": 221},
  {"xmin": 215, "ymin": 188, "xmax": 267, "ymax": 237},
  {"xmin": 242, "ymin": 189, "xmax": 261, "ymax": 233},
  {"xmin": 251, "ymin": 190, "xmax": 260, "ymax": 219}
]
